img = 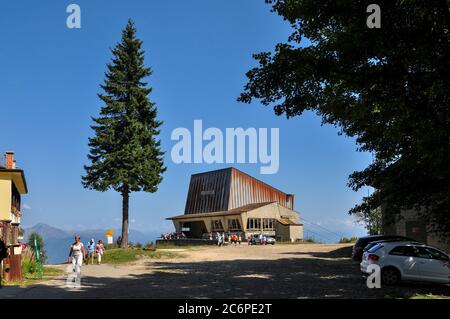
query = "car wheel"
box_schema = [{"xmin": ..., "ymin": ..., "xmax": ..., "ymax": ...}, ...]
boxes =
[{"xmin": 381, "ymin": 267, "xmax": 400, "ymax": 286}]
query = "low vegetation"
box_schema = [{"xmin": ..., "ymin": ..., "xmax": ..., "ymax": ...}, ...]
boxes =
[
  {"xmin": 101, "ymin": 248, "xmax": 180, "ymax": 264},
  {"xmin": 338, "ymin": 237, "xmax": 358, "ymax": 244},
  {"xmin": 2, "ymin": 260, "xmax": 63, "ymax": 287},
  {"xmin": 410, "ymin": 294, "xmax": 450, "ymax": 299},
  {"xmin": 302, "ymin": 237, "xmax": 319, "ymax": 244}
]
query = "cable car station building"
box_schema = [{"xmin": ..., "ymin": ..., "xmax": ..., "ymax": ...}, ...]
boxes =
[{"xmin": 167, "ymin": 168, "xmax": 303, "ymax": 242}]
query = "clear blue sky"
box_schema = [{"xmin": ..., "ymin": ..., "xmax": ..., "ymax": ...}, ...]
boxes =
[{"xmin": 0, "ymin": 0, "xmax": 371, "ymax": 239}]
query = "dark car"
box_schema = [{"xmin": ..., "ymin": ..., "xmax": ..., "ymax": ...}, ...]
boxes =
[
  {"xmin": 352, "ymin": 235, "xmax": 417, "ymax": 261},
  {"xmin": 362, "ymin": 238, "xmax": 421, "ymax": 254}
]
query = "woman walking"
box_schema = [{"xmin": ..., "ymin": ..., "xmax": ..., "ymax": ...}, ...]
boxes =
[
  {"xmin": 68, "ymin": 235, "xmax": 86, "ymax": 275},
  {"xmin": 95, "ymin": 240, "xmax": 105, "ymax": 265}
]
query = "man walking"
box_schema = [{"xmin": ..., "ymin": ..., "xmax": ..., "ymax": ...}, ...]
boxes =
[{"xmin": 87, "ymin": 238, "xmax": 95, "ymax": 265}]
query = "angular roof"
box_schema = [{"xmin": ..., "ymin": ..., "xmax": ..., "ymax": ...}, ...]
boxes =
[
  {"xmin": 167, "ymin": 202, "xmax": 275, "ymax": 220},
  {"xmin": 279, "ymin": 218, "xmax": 303, "ymax": 226},
  {"xmin": 0, "ymin": 168, "xmax": 28, "ymax": 194},
  {"xmin": 184, "ymin": 167, "xmax": 294, "ymax": 215}
]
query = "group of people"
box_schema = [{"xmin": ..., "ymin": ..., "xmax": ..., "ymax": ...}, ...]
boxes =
[
  {"xmin": 210, "ymin": 232, "xmax": 242, "ymax": 246},
  {"xmin": 160, "ymin": 232, "xmax": 186, "ymax": 240},
  {"xmin": 68, "ymin": 236, "xmax": 105, "ymax": 275}
]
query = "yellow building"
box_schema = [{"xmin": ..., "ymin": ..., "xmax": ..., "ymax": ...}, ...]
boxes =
[{"xmin": 0, "ymin": 151, "xmax": 28, "ymax": 280}]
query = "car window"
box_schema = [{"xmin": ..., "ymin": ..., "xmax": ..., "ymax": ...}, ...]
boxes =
[
  {"xmin": 403, "ymin": 246, "xmax": 419, "ymax": 257},
  {"xmin": 416, "ymin": 247, "xmax": 450, "ymax": 261},
  {"xmin": 389, "ymin": 246, "xmax": 405, "ymax": 256},
  {"xmin": 389, "ymin": 246, "xmax": 419, "ymax": 257}
]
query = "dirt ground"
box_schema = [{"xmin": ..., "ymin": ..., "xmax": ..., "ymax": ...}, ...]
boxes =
[{"xmin": 1, "ymin": 244, "xmax": 449, "ymax": 299}]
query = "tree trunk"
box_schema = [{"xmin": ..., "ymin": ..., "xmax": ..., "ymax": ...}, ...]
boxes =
[{"xmin": 121, "ymin": 188, "xmax": 129, "ymax": 248}]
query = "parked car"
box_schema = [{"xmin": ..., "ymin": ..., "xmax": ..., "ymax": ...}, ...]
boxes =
[
  {"xmin": 352, "ymin": 235, "xmax": 416, "ymax": 261},
  {"xmin": 266, "ymin": 236, "xmax": 276, "ymax": 245},
  {"xmin": 249, "ymin": 234, "xmax": 259, "ymax": 245},
  {"xmin": 363, "ymin": 238, "xmax": 420, "ymax": 253},
  {"xmin": 360, "ymin": 241, "xmax": 450, "ymax": 285}
]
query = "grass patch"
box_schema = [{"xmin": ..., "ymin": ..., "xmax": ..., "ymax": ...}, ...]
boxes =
[
  {"xmin": 155, "ymin": 242, "xmax": 199, "ymax": 250},
  {"xmin": 384, "ymin": 288, "xmax": 450, "ymax": 299},
  {"xmin": 338, "ymin": 237, "xmax": 358, "ymax": 244},
  {"xmin": 101, "ymin": 248, "xmax": 180, "ymax": 264},
  {"xmin": 409, "ymin": 294, "xmax": 450, "ymax": 299},
  {"xmin": 2, "ymin": 266, "xmax": 64, "ymax": 287}
]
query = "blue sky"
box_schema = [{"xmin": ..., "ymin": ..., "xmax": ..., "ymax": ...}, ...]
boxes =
[{"xmin": 0, "ymin": 0, "xmax": 371, "ymax": 240}]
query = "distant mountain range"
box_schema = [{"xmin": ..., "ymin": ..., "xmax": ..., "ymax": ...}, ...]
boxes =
[{"xmin": 23, "ymin": 223, "xmax": 161, "ymax": 264}]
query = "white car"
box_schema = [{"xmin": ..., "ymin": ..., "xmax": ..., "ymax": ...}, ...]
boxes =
[
  {"xmin": 266, "ymin": 236, "xmax": 276, "ymax": 245},
  {"xmin": 360, "ymin": 241, "xmax": 450, "ymax": 285}
]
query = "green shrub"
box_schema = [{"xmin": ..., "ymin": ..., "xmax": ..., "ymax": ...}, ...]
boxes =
[
  {"xmin": 144, "ymin": 242, "xmax": 155, "ymax": 251},
  {"xmin": 27, "ymin": 232, "xmax": 47, "ymax": 264},
  {"xmin": 303, "ymin": 237, "xmax": 318, "ymax": 243},
  {"xmin": 338, "ymin": 236, "xmax": 358, "ymax": 243},
  {"xmin": 22, "ymin": 259, "xmax": 38, "ymax": 275}
]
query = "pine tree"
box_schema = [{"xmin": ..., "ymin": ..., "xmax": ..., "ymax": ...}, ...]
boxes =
[{"xmin": 82, "ymin": 20, "xmax": 166, "ymax": 248}]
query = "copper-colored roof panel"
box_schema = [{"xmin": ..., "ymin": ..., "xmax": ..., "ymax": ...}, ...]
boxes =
[
  {"xmin": 184, "ymin": 168, "xmax": 231, "ymax": 214},
  {"xmin": 183, "ymin": 167, "xmax": 294, "ymax": 215}
]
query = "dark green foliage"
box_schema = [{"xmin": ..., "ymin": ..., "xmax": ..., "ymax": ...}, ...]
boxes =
[
  {"xmin": 82, "ymin": 20, "xmax": 166, "ymax": 247},
  {"xmin": 28, "ymin": 232, "xmax": 47, "ymax": 264},
  {"xmin": 239, "ymin": 1, "xmax": 450, "ymax": 236},
  {"xmin": 354, "ymin": 207, "xmax": 382, "ymax": 235}
]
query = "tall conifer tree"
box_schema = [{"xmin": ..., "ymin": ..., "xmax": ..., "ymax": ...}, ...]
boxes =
[{"xmin": 82, "ymin": 20, "xmax": 166, "ymax": 248}]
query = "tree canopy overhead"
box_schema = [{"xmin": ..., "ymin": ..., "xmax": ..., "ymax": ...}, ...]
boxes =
[{"xmin": 239, "ymin": 0, "xmax": 450, "ymax": 236}]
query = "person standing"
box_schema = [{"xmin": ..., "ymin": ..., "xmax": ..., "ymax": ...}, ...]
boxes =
[
  {"xmin": 87, "ymin": 238, "xmax": 95, "ymax": 265},
  {"xmin": 222, "ymin": 232, "xmax": 226, "ymax": 246},
  {"xmin": 0, "ymin": 235, "xmax": 8, "ymax": 289},
  {"xmin": 217, "ymin": 232, "xmax": 222, "ymax": 247},
  {"xmin": 68, "ymin": 236, "xmax": 86, "ymax": 276},
  {"xmin": 95, "ymin": 240, "xmax": 105, "ymax": 265}
]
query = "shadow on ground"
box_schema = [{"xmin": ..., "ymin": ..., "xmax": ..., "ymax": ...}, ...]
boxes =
[
  {"xmin": 280, "ymin": 245, "xmax": 353, "ymax": 259},
  {"xmin": 2, "ymin": 246, "xmax": 449, "ymax": 299}
]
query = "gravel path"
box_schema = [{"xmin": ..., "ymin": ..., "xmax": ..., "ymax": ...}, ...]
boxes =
[{"xmin": 1, "ymin": 244, "xmax": 448, "ymax": 299}]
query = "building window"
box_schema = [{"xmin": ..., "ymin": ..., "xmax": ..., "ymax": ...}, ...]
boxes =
[
  {"xmin": 263, "ymin": 218, "xmax": 275, "ymax": 230},
  {"xmin": 211, "ymin": 220, "xmax": 224, "ymax": 231},
  {"xmin": 228, "ymin": 219, "xmax": 242, "ymax": 231},
  {"xmin": 247, "ymin": 218, "xmax": 261, "ymax": 230}
]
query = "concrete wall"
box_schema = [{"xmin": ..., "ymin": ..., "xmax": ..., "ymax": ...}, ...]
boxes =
[
  {"xmin": 277, "ymin": 205, "xmax": 300, "ymax": 224},
  {"xmin": 383, "ymin": 208, "xmax": 450, "ymax": 252},
  {"xmin": 290, "ymin": 225, "xmax": 303, "ymax": 241},
  {"xmin": 0, "ymin": 177, "xmax": 11, "ymax": 222},
  {"xmin": 275, "ymin": 223, "xmax": 303, "ymax": 242}
]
